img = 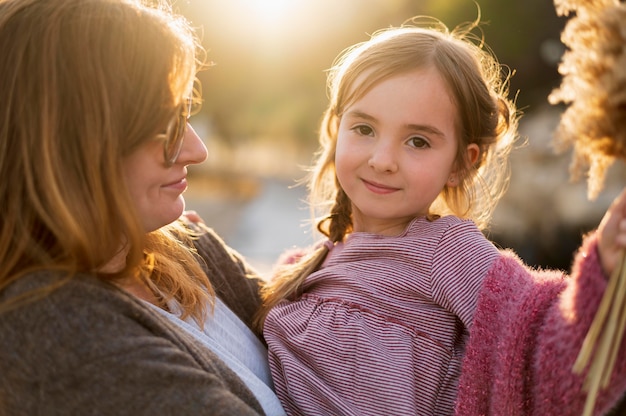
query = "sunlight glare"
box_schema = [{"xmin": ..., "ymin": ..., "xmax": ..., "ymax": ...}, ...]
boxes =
[{"xmin": 236, "ymin": 0, "xmax": 301, "ymax": 27}]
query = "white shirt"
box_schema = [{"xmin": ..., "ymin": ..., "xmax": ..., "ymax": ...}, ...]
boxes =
[{"xmin": 146, "ymin": 298, "xmax": 286, "ymax": 416}]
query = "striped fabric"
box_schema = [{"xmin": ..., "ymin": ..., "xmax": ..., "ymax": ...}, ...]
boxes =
[{"xmin": 264, "ymin": 215, "xmax": 500, "ymax": 416}]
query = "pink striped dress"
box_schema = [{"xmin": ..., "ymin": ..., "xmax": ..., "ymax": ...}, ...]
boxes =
[{"xmin": 263, "ymin": 215, "xmax": 500, "ymax": 416}]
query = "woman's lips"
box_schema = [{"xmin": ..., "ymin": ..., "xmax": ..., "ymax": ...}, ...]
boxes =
[{"xmin": 163, "ymin": 177, "xmax": 188, "ymax": 192}]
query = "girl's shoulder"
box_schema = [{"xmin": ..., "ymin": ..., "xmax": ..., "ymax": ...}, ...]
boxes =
[
  {"xmin": 340, "ymin": 216, "xmax": 485, "ymax": 251},
  {"xmin": 405, "ymin": 215, "xmax": 499, "ymax": 262}
]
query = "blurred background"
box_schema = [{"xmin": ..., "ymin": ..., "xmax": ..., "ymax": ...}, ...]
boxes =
[{"xmin": 176, "ymin": 0, "xmax": 625, "ymax": 275}]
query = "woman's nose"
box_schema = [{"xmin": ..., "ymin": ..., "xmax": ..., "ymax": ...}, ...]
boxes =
[{"xmin": 175, "ymin": 123, "xmax": 208, "ymax": 165}]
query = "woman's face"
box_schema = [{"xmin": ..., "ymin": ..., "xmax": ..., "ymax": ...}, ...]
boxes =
[{"xmin": 122, "ymin": 123, "xmax": 207, "ymax": 232}]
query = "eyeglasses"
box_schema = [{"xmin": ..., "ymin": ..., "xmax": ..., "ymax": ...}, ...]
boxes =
[{"xmin": 159, "ymin": 99, "xmax": 192, "ymax": 166}]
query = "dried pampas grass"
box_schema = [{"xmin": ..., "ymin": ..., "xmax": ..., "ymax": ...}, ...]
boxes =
[
  {"xmin": 549, "ymin": 0, "xmax": 626, "ymax": 199},
  {"xmin": 550, "ymin": 1, "xmax": 626, "ymax": 415}
]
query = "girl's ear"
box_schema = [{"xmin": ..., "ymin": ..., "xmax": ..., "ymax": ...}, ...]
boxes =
[
  {"xmin": 447, "ymin": 143, "xmax": 480, "ymax": 187},
  {"xmin": 465, "ymin": 143, "xmax": 480, "ymax": 167}
]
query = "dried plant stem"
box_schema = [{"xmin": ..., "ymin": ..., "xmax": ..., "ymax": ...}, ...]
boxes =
[
  {"xmin": 573, "ymin": 251, "xmax": 626, "ymax": 416},
  {"xmin": 603, "ymin": 260, "xmax": 626, "ymax": 386}
]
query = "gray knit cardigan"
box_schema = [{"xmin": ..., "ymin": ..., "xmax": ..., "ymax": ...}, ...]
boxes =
[{"xmin": 0, "ymin": 225, "xmax": 267, "ymax": 416}]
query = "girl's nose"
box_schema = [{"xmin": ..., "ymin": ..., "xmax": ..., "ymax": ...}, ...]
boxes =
[
  {"xmin": 368, "ymin": 141, "xmax": 398, "ymax": 173},
  {"xmin": 175, "ymin": 123, "xmax": 208, "ymax": 165}
]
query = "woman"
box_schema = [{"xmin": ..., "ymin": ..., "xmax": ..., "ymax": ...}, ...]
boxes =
[{"xmin": 0, "ymin": 0, "xmax": 283, "ymax": 414}]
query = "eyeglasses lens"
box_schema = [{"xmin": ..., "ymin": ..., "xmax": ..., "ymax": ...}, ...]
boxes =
[{"xmin": 164, "ymin": 100, "xmax": 191, "ymax": 166}]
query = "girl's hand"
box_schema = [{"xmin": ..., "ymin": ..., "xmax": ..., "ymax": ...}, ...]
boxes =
[{"xmin": 597, "ymin": 188, "xmax": 626, "ymax": 277}]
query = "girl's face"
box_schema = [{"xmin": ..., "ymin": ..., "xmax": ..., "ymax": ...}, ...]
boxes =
[
  {"xmin": 335, "ymin": 67, "xmax": 477, "ymax": 236},
  {"xmin": 122, "ymin": 123, "xmax": 208, "ymax": 232}
]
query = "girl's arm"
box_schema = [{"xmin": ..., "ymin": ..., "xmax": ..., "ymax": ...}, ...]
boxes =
[{"xmin": 455, "ymin": 189, "xmax": 626, "ymax": 415}]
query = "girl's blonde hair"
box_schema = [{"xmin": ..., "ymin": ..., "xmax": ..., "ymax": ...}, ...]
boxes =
[
  {"xmin": 549, "ymin": 0, "xmax": 626, "ymax": 199},
  {"xmin": 256, "ymin": 16, "xmax": 519, "ymax": 328},
  {"xmin": 0, "ymin": 0, "xmax": 213, "ymax": 323}
]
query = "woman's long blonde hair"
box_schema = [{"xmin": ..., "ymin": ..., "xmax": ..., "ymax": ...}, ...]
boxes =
[
  {"xmin": 0, "ymin": 0, "xmax": 213, "ymax": 323},
  {"xmin": 256, "ymin": 16, "xmax": 519, "ymax": 328}
]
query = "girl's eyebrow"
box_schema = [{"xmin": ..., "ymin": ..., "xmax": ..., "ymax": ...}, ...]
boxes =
[
  {"xmin": 406, "ymin": 123, "xmax": 446, "ymax": 138},
  {"xmin": 344, "ymin": 109, "xmax": 447, "ymax": 138},
  {"xmin": 343, "ymin": 109, "xmax": 376, "ymax": 122}
]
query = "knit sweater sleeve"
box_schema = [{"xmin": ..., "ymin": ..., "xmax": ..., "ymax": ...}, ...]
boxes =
[
  {"xmin": 454, "ymin": 233, "xmax": 626, "ymax": 415},
  {"xmin": 533, "ymin": 233, "xmax": 626, "ymax": 415}
]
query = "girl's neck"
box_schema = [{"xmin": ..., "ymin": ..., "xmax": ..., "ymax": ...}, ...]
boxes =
[{"xmin": 351, "ymin": 216, "xmax": 418, "ymax": 237}]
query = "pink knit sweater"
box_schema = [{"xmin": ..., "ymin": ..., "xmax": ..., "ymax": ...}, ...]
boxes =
[{"xmin": 455, "ymin": 233, "xmax": 626, "ymax": 415}]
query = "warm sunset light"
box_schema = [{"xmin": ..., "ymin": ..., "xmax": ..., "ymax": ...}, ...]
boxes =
[
  {"xmin": 195, "ymin": 0, "xmax": 323, "ymax": 42},
  {"xmin": 232, "ymin": 0, "xmax": 299, "ymax": 26},
  {"xmin": 174, "ymin": 0, "xmax": 601, "ymax": 274}
]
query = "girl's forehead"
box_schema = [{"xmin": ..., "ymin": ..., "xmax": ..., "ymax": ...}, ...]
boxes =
[
  {"xmin": 342, "ymin": 65, "xmax": 451, "ymax": 107},
  {"xmin": 339, "ymin": 68, "xmax": 462, "ymax": 142},
  {"xmin": 342, "ymin": 63, "xmax": 435, "ymax": 99}
]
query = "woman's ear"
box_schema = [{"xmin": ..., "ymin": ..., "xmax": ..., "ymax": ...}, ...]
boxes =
[{"xmin": 447, "ymin": 143, "xmax": 480, "ymax": 187}]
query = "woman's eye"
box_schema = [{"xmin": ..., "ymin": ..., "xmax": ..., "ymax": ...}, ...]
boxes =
[
  {"xmin": 408, "ymin": 136, "xmax": 429, "ymax": 148},
  {"xmin": 353, "ymin": 125, "xmax": 373, "ymax": 136}
]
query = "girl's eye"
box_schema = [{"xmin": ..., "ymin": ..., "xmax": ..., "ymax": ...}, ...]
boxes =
[
  {"xmin": 407, "ymin": 136, "xmax": 429, "ymax": 149},
  {"xmin": 353, "ymin": 125, "xmax": 374, "ymax": 136}
]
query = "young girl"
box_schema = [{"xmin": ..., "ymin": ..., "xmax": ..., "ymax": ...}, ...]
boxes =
[{"xmin": 258, "ymin": 16, "xmax": 626, "ymax": 416}]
